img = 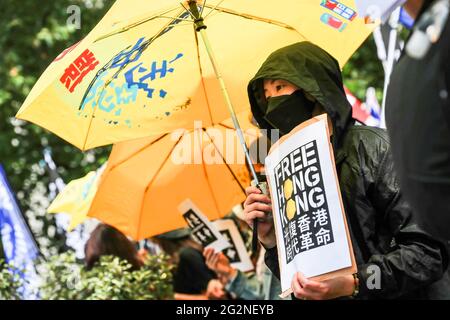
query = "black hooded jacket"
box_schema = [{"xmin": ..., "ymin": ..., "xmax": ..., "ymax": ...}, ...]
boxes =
[{"xmin": 248, "ymin": 42, "xmax": 449, "ymax": 299}]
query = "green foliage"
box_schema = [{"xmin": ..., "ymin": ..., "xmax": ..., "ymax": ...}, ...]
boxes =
[
  {"xmin": 0, "ymin": 259, "xmax": 23, "ymax": 300},
  {"xmin": 37, "ymin": 251, "xmax": 174, "ymax": 300},
  {"xmin": 342, "ymin": 35, "xmax": 385, "ymax": 102},
  {"xmin": 0, "ymin": 0, "xmax": 114, "ymax": 257},
  {"xmin": 37, "ymin": 251, "xmax": 84, "ymax": 300},
  {"xmin": 134, "ymin": 254, "xmax": 175, "ymax": 300}
]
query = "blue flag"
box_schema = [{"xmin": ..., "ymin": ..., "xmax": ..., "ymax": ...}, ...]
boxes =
[{"xmin": 0, "ymin": 164, "xmax": 39, "ymax": 299}]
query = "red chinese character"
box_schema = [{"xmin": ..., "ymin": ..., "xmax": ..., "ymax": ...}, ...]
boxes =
[{"xmin": 60, "ymin": 49, "xmax": 99, "ymax": 93}]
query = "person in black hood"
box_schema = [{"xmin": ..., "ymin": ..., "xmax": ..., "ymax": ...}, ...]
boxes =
[{"xmin": 243, "ymin": 41, "xmax": 449, "ymax": 299}]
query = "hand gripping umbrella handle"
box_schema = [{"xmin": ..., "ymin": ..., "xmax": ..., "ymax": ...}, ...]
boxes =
[{"xmin": 252, "ymin": 181, "xmax": 269, "ymax": 253}]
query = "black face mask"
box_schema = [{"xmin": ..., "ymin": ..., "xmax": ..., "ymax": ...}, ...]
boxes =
[{"xmin": 263, "ymin": 90, "xmax": 315, "ymax": 136}]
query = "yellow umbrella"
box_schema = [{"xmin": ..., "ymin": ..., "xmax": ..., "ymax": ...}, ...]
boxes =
[
  {"xmin": 16, "ymin": 0, "xmax": 374, "ymax": 152},
  {"xmin": 47, "ymin": 165, "xmax": 105, "ymax": 231},
  {"xmin": 87, "ymin": 112, "xmax": 260, "ymax": 240}
]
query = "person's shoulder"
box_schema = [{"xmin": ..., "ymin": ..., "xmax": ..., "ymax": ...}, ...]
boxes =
[
  {"xmin": 341, "ymin": 125, "xmax": 391, "ymax": 160},
  {"xmin": 343, "ymin": 125, "xmax": 390, "ymax": 150},
  {"xmin": 346, "ymin": 125, "xmax": 390, "ymax": 144},
  {"xmin": 179, "ymin": 246, "xmax": 202, "ymax": 261}
]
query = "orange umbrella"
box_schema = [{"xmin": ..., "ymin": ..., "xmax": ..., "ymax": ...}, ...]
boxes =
[{"xmin": 87, "ymin": 112, "xmax": 260, "ymax": 240}]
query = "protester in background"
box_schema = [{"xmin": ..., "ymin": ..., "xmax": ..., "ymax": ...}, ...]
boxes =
[
  {"xmin": 386, "ymin": 0, "xmax": 450, "ymax": 242},
  {"xmin": 152, "ymin": 228, "xmax": 227, "ymax": 300},
  {"xmin": 204, "ymin": 246, "xmax": 261, "ymax": 300},
  {"xmin": 243, "ymin": 41, "xmax": 449, "ymax": 299},
  {"xmin": 84, "ymin": 223, "xmax": 144, "ymax": 271},
  {"xmin": 384, "ymin": 0, "xmax": 450, "ymax": 299}
]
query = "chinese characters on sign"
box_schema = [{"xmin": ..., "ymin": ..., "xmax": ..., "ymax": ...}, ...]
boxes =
[
  {"xmin": 274, "ymin": 140, "xmax": 334, "ymax": 264},
  {"xmin": 60, "ymin": 49, "xmax": 99, "ymax": 93}
]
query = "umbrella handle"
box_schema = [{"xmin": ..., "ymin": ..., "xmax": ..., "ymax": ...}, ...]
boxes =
[
  {"xmin": 252, "ymin": 216, "xmax": 259, "ymax": 253},
  {"xmin": 252, "ymin": 181, "xmax": 269, "ymax": 253}
]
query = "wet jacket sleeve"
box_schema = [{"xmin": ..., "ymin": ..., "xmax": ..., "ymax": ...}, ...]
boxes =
[
  {"xmin": 264, "ymin": 246, "xmax": 280, "ymax": 280},
  {"xmin": 357, "ymin": 145, "xmax": 448, "ymax": 299}
]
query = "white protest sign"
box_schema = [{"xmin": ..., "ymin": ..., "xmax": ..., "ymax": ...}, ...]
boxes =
[
  {"xmin": 265, "ymin": 115, "xmax": 356, "ymax": 297},
  {"xmin": 213, "ymin": 219, "xmax": 254, "ymax": 273},
  {"xmin": 178, "ymin": 199, "xmax": 231, "ymax": 252}
]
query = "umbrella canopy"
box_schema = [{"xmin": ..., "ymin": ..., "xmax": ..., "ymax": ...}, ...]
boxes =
[
  {"xmin": 87, "ymin": 112, "xmax": 260, "ymax": 240},
  {"xmin": 47, "ymin": 165, "xmax": 105, "ymax": 231},
  {"xmin": 16, "ymin": 0, "xmax": 374, "ymax": 150}
]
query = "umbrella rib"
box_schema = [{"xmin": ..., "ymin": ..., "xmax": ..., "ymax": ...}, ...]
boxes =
[
  {"xmin": 136, "ymin": 133, "xmax": 184, "ymax": 239},
  {"xmin": 199, "ymin": 128, "xmax": 223, "ymax": 219},
  {"xmin": 104, "ymin": 134, "xmax": 169, "ymax": 173},
  {"xmin": 194, "ymin": 27, "xmax": 215, "ymax": 126},
  {"xmin": 217, "ymin": 123, "xmax": 239, "ymax": 131},
  {"xmin": 94, "ymin": 6, "xmax": 183, "ymax": 42},
  {"xmin": 81, "ymin": 110, "xmax": 96, "ymax": 151},
  {"xmin": 202, "ymin": 4, "xmax": 306, "ymax": 37},
  {"xmin": 203, "ymin": 0, "xmax": 225, "ymax": 20},
  {"xmin": 96, "ymin": 2, "xmax": 305, "ymax": 43},
  {"xmin": 202, "ymin": 128, "xmax": 247, "ymax": 195},
  {"xmin": 200, "ymin": 0, "xmax": 207, "ymax": 17},
  {"xmin": 217, "ymin": 123, "xmax": 260, "ymax": 138},
  {"xmin": 157, "ymin": 16, "xmax": 192, "ymax": 22},
  {"xmin": 180, "ymin": 2, "xmax": 197, "ymax": 20}
]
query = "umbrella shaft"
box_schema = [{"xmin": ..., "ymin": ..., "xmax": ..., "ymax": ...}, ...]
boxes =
[
  {"xmin": 198, "ymin": 28, "xmax": 260, "ymax": 184},
  {"xmin": 192, "ymin": 8, "xmax": 261, "ymax": 254}
]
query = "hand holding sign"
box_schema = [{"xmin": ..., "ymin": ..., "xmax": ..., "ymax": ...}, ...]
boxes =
[
  {"xmin": 204, "ymin": 218, "xmax": 255, "ymax": 283},
  {"xmin": 291, "ymin": 272, "xmax": 355, "ymax": 300}
]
